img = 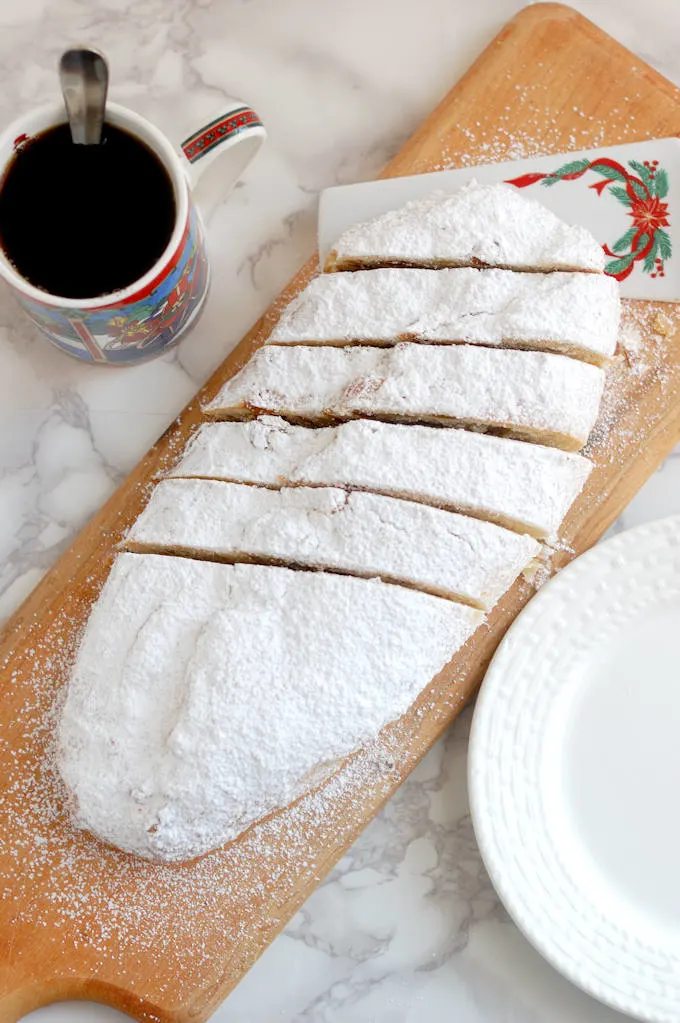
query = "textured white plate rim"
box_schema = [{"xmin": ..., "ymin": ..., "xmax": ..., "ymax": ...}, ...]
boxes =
[{"xmin": 468, "ymin": 514, "xmax": 680, "ymax": 1023}]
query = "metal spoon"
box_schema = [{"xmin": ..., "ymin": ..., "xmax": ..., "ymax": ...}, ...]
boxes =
[{"xmin": 58, "ymin": 47, "xmax": 109, "ymax": 145}]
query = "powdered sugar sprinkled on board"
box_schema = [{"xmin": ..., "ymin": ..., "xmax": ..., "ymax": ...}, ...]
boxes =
[
  {"xmin": 584, "ymin": 302, "xmax": 673, "ymax": 466},
  {"xmin": 0, "ymin": 594, "xmax": 485, "ymax": 987},
  {"xmin": 426, "ymin": 86, "xmax": 645, "ymax": 173}
]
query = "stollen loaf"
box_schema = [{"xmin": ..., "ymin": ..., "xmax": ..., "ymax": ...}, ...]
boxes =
[{"xmin": 57, "ymin": 554, "xmax": 482, "ymax": 862}]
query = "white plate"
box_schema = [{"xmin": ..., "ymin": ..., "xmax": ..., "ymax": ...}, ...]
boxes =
[{"xmin": 468, "ymin": 516, "xmax": 680, "ymax": 1022}]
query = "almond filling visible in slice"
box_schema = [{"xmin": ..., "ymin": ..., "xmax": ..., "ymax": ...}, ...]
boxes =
[{"xmin": 205, "ymin": 343, "xmax": 605, "ymax": 452}]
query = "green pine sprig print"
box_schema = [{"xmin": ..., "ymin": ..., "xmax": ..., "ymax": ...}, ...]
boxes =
[{"xmin": 506, "ymin": 155, "xmax": 672, "ymax": 282}]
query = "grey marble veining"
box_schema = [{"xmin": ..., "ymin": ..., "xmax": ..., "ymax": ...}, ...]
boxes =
[{"xmin": 7, "ymin": 1, "xmax": 680, "ymax": 1020}]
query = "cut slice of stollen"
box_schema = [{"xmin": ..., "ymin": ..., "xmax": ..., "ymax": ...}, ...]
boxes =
[
  {"xmin": 170, "ymin": 417, "xmax": 592, "ymax": 540},
  {"xmin": 125, "ymin": 478, "xmax": 540, "ymax": 610},
  {"xmin": 58, "ymin": 553, "xmax": 482, "ymax": 862},
  {"xmin": 324, "ymin": 181, "xmax": 606, "ymax": 273},
  {"xmin": 268, "ymin": 267, "xmax": 620, "ymax": 366},
  {"xmin": 204, "ymin": 343, "xmax": 605, "ymax": 451}
]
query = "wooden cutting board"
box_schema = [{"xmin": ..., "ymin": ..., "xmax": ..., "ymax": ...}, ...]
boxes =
[{"xmin": 2, "ymin": 5, "xmax": 680, "ymax": 1020}]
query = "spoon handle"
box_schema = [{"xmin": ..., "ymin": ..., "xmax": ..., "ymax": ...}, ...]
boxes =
[{"xmin": 59, "ymin": 47, "xmax": 109, "ymax": 145}]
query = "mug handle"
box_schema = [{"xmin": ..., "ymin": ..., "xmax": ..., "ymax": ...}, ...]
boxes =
[{"xmin": 177, "ymin": 98, "xmax": 266, "ymax": 216}]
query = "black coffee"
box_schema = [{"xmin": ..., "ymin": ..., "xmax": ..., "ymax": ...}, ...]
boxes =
[{"xmin": 0, "ymin": 123, "xmax": 175, "ymax": 299}]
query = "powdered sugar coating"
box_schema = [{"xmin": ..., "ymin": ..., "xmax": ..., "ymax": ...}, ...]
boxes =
[
  {"xmin": 171, "ymin": 417, "xmax": 592, "ymax": 539},
  {"xmin": 57, "ymin": 554, "xmax": 481, "ymax": 862},
  {"xmin": 324, "ymin": 182, "xmax": 606, "ymax": 272},
  {"xmin": 58, "ymin": 183, "xmax": 606, "ymax": 866},
  {"xmin": 127, "ymin": 478, "xmax": 540, "ymax": 610},
  {"xmin": 206, "ymin": 343, "xmax": 605, "ymax": 451},
  {"xmin": 268, "ymin": 267, "xmax": 619, "ymax": 365}
]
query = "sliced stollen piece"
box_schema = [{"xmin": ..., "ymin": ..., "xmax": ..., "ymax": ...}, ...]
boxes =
[
  {"xmin": 58, "ymin": 553, "xmax": 482, "ymax": 862},
  {"xmin": 205, "ymin": 343, "xmax": 605, "ymax": 451},
  {"xmin": 268, "ymin": 267, "xmax": 620, "ymax": 366},
  {"xmin": 126, "ymin": 478, "xmax": 540, "ymax": 610},
  {"xmin": 324, "ymin": 181, "xmax": 606, "ymax": 273},
  {"xmin": 170, "ymin": 417, "xmax": 592, "ymax": 539}
]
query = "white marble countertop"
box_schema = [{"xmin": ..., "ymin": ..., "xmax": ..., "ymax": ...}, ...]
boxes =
[{"xmin": 5, "ymin": 0, "xmax": 680, "ymax": 1020}]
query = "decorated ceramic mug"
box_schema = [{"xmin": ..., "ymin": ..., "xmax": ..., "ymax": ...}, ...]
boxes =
[{"xmin": 0, "ymin": 99, "xmax": 265, "ymax": 365}]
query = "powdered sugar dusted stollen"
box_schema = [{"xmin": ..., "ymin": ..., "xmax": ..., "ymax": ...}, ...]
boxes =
[
  {"xmin": 268, "ymin": 267, "xmax": 619, "ymax": 366},
  {"xmin": 58, "ymin": 553, "xmax": 481, "ymax": 862},
  {"xmin": 126, "ymin": 478, "xmax": 540, "ymax": 610},
  {"xmin": 324, "ymin": 181, "xmax": 605, "ymax": 273},
  {"xmin": 171, "ymin": 417, "xmax": 592, "ymax": 539},
  {"xmin": 205, "ymin": 343, "xmax": 605, "ymax": 451}
]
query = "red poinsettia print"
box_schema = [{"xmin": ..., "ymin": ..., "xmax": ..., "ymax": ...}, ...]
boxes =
[
  {"xmin": 629, "ymin": 194, "xmax": 670, "ymax": 232},
  {"xmin": 506, "ymin": 156, "xmax": 672, "ymax": 282}
]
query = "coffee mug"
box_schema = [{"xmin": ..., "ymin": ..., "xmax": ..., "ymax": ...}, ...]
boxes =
[{"xmin": 0, "ymin": 99, "xmax": 265, "ymax": 365}]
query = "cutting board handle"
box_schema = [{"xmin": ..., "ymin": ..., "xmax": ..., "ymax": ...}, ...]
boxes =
[{"xmin": 0, "ymin": 977, "xmax": 157, "ymax": 1022}]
